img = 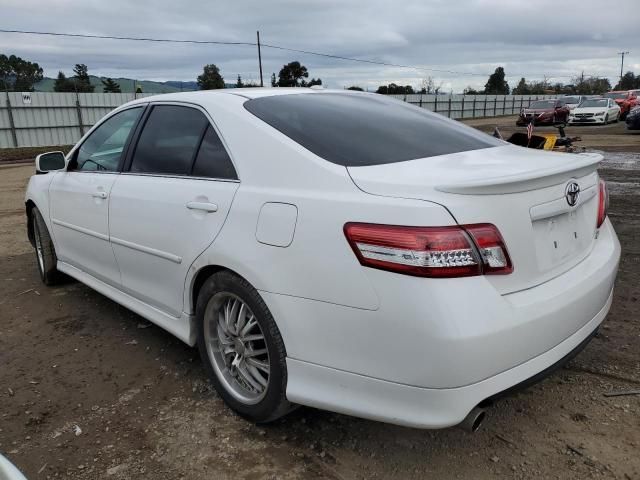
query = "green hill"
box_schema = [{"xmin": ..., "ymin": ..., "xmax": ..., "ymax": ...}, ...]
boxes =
[{"xmin": 33, "ymin": 76, "xmax": 195, "ymax": 93}]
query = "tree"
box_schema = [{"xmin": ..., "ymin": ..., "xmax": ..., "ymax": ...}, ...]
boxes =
[
  {"xmin": 376, "ymin": 83, "xmax": 414, "ymax": 95},
  {"xmin": 463, "ymin": 86, "xmax": 481, "ymax": 95},
  {"xmin": 72, "ymin": 64, "xmax": 94, "ymax": 92},
  {"xmin": 135, "ymin": 85, "xmax": 143, "ymax": 94},
  {"xmin": 270, "ymin": 73, "xmax": 277, "ymax": 87},
  {"xmin": 573, "ymin": 73, "xmax": 611, "ymax": 95},
  {"xmin": 197, "ymin": 64, "xmax": 225, "ymax": 90},
  {"xmin": 0, "ymin": 54, "xmax": 44, "ymax": 91},
  {"xmin": 53, "ymin": 71, "xmax": 75, "ymax": 92},
  {"xmin": 236, "ymin": 75, "xmax": 244, "ymax": 88},
  {"xmin": 347, "ymin": 86, "xmax": 364, "ymax": 91},
  {"xmin": 484, "ymin": 67, "xmax": 509, "ymax": 95},
  {"xmin": 615, "ymin": 71, "xmax": 640, "ymax": 90},
  {"xmin": 101, "ymin": 77, "xmax": 121, "ymax": 93},
  {"xmin": 277, "ymin": 61, "xmax": 308, "ymax": 87},
  {"xmin": 512, "ymin": 77, "xmax": 530, "ymax": 95},
  {"xmin": 306, "ymin": 78, "xmax": 322, "ymax": 87}
]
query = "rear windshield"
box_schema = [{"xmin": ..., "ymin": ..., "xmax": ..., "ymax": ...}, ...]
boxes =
[
  {"xmin": 562, "ymin": 96, "xmax": 580, "ymax": 104},
  {"xmin": 244, "ymin": 93, "xmax": 502, "ymax": 167}
]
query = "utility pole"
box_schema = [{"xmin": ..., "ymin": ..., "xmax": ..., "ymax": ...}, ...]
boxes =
[
  {"xmin": 257, "ymin": 31, "xmax": 264, "ymax": 87},
  {"xmin": 618, "ymin": 51, "xmax": 629, "ymax": 85}
]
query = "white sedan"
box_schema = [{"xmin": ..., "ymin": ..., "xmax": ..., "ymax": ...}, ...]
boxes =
[
  {"xmin": 569, "ymin": 98, "xmax": 621, "ymax": 124},
  {"xmin": 25, "ymin": 89, "xmax": 620, "ymax": 431}
]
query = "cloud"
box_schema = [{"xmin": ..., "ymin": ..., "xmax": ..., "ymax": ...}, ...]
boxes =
[{"xmin": 1, "ymin": 0, "xmax": 637, "ymax": 91}]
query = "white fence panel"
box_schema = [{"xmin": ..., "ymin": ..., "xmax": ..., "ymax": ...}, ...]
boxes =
[{"xmin": 2, "ymin": 92, "xmax": 556, "ymax": 149}]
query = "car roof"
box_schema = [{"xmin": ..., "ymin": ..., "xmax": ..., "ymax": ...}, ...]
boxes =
[{"xmin": 128, "ymin": 87, "xmax": 350, "ymax": 105}]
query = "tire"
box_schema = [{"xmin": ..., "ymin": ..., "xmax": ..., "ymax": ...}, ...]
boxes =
[
  {"xmin": 31, "ymin": 207, "xmax": 63, "ymax": 286},
  {"xmin": 604, "ymin": 114, "xmax": 609, "ymax": 125},
  {"xmin": 196, "ymin": 271, "xmax": 294, "ymax": 423}
]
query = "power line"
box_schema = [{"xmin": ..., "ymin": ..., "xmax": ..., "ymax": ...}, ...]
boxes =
[
  {"xmin": 0, "ymin": 28, "xmax": 488, "ymax": 77},
  {"xmin": 0, "ymin": 28, "xmax": 588, "ymax": 80}
]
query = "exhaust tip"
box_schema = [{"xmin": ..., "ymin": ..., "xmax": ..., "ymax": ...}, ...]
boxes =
[{"xmin": 458, "ymin": 407, "xmax": 487, "ymax": 433}]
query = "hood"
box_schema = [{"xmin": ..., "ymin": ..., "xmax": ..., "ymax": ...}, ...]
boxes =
[{"xmin": 572, "ymin": 106, "xmax": 613, "ymax": 114}]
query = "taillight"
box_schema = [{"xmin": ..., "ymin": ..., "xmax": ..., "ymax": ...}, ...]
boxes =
[
  {"xmin": 343, "ymin": 222, "xmax": 512, "ymax": 278},
  {"xmin": 597, "ymin": 179, "xmax": 609, "ymax": 228}
]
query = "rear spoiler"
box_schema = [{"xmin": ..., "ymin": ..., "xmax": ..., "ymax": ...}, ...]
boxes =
[{"xmin": 435, "ymin": 152, "xmax": 603, "ymax": 195}]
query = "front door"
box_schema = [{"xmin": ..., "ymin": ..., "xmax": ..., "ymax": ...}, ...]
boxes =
[
  {"xmin": 108, "ymin": 104, "xmax": 239, "ymax": 316},
  {"xmin": 49, "ymin": 106, "xmax": 144, "ymax": 286}
]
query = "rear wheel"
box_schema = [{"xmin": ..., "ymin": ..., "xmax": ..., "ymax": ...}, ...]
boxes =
[
  {"xmin": 31, "ymin": 207, "xmax": 63, "ymax": 285},
  {"xmin": 196, "ymin": 271, "xmax": 294, "ymax": 423}
]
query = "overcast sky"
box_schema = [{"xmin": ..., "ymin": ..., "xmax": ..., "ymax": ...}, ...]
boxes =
[{"xmin": 1, "ymin": 0, "xmax": 638, "ymax": 91}]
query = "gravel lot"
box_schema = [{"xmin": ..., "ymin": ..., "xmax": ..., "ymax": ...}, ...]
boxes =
[{"xmin": 1, "ymin": 118, "xmax": 639, "ymax": 479}]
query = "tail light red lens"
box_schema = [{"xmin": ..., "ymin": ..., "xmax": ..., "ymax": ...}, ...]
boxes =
[
  {"xmin": 597, "ymin": 179, "xmax": 609, "ymax": 228},
  {"xmin": 343, "ymin": 222, "xmax": 512, "ymax": 278}
]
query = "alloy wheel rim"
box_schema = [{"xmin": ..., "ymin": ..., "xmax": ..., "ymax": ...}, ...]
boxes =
[
  {"xmin": 204, "ymin": 292, "xmax": 270, "ymax": 404},
  {"xmin": 33, "ymin": 217, "xmax": 44, "ymax": 275}
]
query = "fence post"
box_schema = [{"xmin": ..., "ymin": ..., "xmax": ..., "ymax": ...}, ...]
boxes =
[
  {"xmin": 472, "ymin": 97, "xmax": 477, "ymax": 118},
  {"xmin": 75, "ymin": 92, "xmax": 85, "ymax": 137},
  {"xmin": 483, "ymin": 96, "xmax": 487, "ymax": 117},
  {"xmin": 502, "ymin": 95, "xmax": 506, "ymax": 115},
  {"xmin": 4, "ymin": 90, "xmax": 18, "ymax": 148},
  {"xmin": 461, "ymin": 95, "xmax": 465, "ymax": 119},
  {"xmin": 434, "ymin": 95, "xmax": 438, "ymax": 114},
  {"xmin": 493, "ymin": 96, "xmax": 497, "ymax": 117},
  {"xmin": 419, "ymin": 95, "xmax": 422, "ymax": 108},
  {"xmin": 520, "ymin": 97, "xmax": 524, "ymax": 113},
  {"xmin": 447, "ymin": 96, "xmax": 452, "ymax": 118}
]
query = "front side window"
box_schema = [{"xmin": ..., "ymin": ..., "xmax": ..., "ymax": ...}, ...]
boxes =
[
  {"xmin": 74, "ymin": 107, "xmax": 142, "ymax": 172},
  {"xmin": 130, "ymin": 105, "xmax": 208, "ymax": 175}
]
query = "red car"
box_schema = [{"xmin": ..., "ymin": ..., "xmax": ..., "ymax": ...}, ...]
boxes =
[
  {"xmin": 603, "ymin": 91, "xmax": 638, "ymax": 119},
  {"xmin": 516, "ymin": 99, "xmax": 570, "ymax": 126}
]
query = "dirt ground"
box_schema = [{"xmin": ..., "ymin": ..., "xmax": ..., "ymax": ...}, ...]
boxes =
[{"xmin": 1, "ymin": 118, "xmax": 639, "ymax": 480}]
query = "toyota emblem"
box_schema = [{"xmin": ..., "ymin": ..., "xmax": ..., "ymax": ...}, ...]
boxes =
[{"xmin": 565, "ymin": 181, "xmax": 580, "ymax": 207}]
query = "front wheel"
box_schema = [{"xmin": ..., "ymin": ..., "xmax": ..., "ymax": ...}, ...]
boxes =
[
  {"xmin": 196, "ymin": 271, "xmax": 294, "ymax": 423},
  {"xmin": 31, "ymin": 207, "xmax": 63, "ymax": 285},
  {"xmin": 604, "ymin": 114, "xmax": 609, "ymax": 124}
]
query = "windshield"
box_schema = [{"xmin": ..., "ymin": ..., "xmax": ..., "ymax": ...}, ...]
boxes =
[
  {"xmin": 604, "ymin": 92, "xmax": 627, "ymax": 99},
  {"xmin": 562, "ymin": 97, "xmax": 580, "ymax": 104},
  {"xmin": 579, "ymin": 99, "xmax": 608, "ymax": 108},
  {"xmin": 528, "ymin": 100, "xmax": 556, "ymax": 109},
  {"xmin": 244, "ymin": 93, "xmax": 502, "ymax": 167}
]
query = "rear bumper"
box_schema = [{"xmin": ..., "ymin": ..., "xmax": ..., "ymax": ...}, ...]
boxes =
[
  {"xmin": 264, "ymin": 219, "xmax": 620, "ymax": 428},
  {"xmin": 286, "ymin": 291, "xmax": 610, "ymax": 429}
]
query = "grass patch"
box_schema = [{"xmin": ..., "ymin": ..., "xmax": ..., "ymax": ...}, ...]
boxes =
[{"xmin": 0, "ymin": 145, "xmax": 73, "ymax": 163}]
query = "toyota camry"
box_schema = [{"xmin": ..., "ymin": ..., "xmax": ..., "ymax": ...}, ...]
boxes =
[{"xmin": 25, "ymin": 89, "xmax": 620, "ymax": 431}]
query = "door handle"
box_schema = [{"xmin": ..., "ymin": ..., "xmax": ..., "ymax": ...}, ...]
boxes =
[
  {"xmin": 92, "ymin": 191, "xmax": 108, "ymax": 199},
  {"xmin": 186, "ymin": 201, "xmax": 218, "ymax": 213}
]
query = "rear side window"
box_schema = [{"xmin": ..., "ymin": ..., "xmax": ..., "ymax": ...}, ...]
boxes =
[
  {"xmin": 244, "ymin": 93, "xmax": 502, "ymax": 167},
  {"xmin": 192, "ymin": 126, "xmax": 237, "ymax": 180},
  {"xmin": 130, "ymin": 105, "xmax": 208, "ymax": 175}
]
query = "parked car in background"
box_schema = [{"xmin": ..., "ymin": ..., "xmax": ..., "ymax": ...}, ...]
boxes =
[
  {"xmin": 25, "ymin": 89, "xmax": 619, "ymax": 431},
  {"xmin": 568, "ymin": 98, "xmax": 621, "ymax": 125},
  {"xmin": 517, "ymin": 99, "xmax": 570, "ymax": 126},
  {"xmin": 626, "ymin": 105, "xmax": 640, "ymax": 130},
  {"xmin": 603, "ymin": 91, "xmax": 638, "ymax": 119},
  {"xmin": 560, "ymin": 95, "xmax": 587, "ymax": 110}
]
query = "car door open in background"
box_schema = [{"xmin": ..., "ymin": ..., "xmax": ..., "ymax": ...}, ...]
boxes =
[
  {"xmin": 49, "ymin": 107, "xmax": 143, "ymax": 286},
  {"xmin": 108, "ymin": 104, "xmax": 239, "ymax": 317}
]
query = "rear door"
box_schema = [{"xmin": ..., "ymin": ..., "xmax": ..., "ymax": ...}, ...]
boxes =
[
  {"xmin": 108, "ymin": 103, "xmax": 239, "ymax": 316},
  {"xmin": 49, "ymin": 106, "xmax": 144, "ymax": 286}
]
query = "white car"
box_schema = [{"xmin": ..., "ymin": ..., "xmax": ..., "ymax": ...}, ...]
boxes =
[
  {"xmin": 559, "ymin": 95, "xmax": 587, "ymax": 110},
  {"xmin": 0, "ymin": 454, "xmax": 27, "ymax": 480},
  {"xmin": 569, "ymin": 98, "xmax": 621, "ymax": 124},
  {"xmin": 25, "ymin": 89, "xmax": 620, "ymax": 431}
]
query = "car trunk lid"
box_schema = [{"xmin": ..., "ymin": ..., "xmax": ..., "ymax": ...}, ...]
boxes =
[{"xmin": 347, "ymin": 145, "xmax": 602, "ymax": 294}]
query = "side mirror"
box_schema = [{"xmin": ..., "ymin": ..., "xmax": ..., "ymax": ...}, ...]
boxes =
[{"xmin": 36, "ymin": 151, "xmax": 66, "ymax": 174}]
